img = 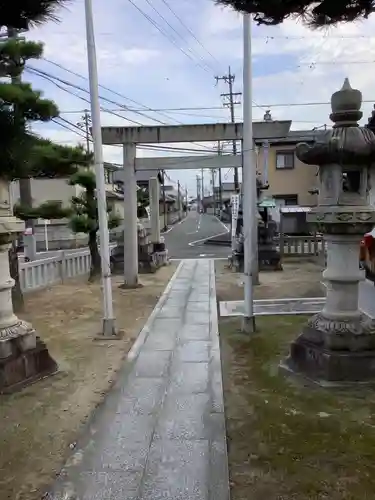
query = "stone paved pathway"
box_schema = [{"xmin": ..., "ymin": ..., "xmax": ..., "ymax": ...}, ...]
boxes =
[{"xmin": 46, "ymin": 259, "xmax": 229, "ymax": 500}]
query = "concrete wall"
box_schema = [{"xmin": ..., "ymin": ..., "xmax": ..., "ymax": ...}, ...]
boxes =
[
  {"xmin": 256, "ymin": 144, "xmax": 318, "ymax": 206},
  {"xmin": 10, "ymin": 177, "xmax": 77, "ymax": 207}
]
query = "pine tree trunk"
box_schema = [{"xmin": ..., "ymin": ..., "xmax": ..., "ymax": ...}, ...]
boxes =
[
  {"xmin": 9, "ymin": 241, "xmax": 24, "ymax": 312},
  {"xmin": 88, "ymin": 230, "xmax": 101, "ymax": 281}
]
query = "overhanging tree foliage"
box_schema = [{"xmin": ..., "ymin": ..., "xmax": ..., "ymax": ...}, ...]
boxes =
[
  {"xmin": 0, "ymin": 0, "xmax": 82, "ymax": 310},
  {"xmin": 69, "ymin": 169, "xmax": 121, "ymax": 281},
  {"xmin": 215, "ymin": 0, "xmax": 374, "ymax": 27},
  {"xmin": 0, "ymin": 0, "xmax": 70, "ymax": 30}
]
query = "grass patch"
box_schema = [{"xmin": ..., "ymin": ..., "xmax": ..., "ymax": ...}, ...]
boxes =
[{"xmin": 220, "ymin": 315, "xmax": 375, "ymax": 500}]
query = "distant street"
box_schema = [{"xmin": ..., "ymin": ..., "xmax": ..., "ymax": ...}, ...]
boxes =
[
  {"xmin": 163, "ymin": 211, "xmax": 231, "ymax": 260},
  {"xmin": 22, "ymin": 212, "xmax": 231, "ymax": 262}
]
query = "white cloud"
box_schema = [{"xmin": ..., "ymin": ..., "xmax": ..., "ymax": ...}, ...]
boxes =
[{"xmin": 20, "ymin": 0, "xmax": 375, "ymax": 195}]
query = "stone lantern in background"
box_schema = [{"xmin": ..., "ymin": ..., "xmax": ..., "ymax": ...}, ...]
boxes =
[
  {"xmin": 283, "ymin": 78, "xmax": 375, "ymax": 384},
  {"xmin": 0, "ymin": 177, "xmax": 56, "ymax": 393}
]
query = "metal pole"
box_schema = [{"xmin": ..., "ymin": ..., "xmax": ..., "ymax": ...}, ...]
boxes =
[
  {"xmin": 242, "ymin": 13, "xmax": 256, "ymax": 334},
  {"xmin": 84, "ymin": 0, "xmax": 115, "ymax": 336}
]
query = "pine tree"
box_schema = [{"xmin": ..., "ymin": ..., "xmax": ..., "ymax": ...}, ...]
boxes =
[
  {"xmin": 215, "ymin": 0, "xmax": 374, "ymax": 27},
  {"xmin": 0, "ymin": 0, "xmax": 90, "ymax": 310},
  {"xmin": 69, "ymin": 169, "xmax": 121, "ymax": 281}
]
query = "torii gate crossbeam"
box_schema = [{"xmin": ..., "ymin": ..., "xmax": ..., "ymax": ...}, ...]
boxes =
[{"xmin": 101, "ymin": 121, "xmax": 292, "ymax": 287}]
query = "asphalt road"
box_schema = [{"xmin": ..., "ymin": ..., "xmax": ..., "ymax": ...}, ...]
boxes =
[
  {"xmin": 23, "ymin": 212, "xmax": 230, "ymax": 262},
  {"xmin": 163, "ymin": 211, "xmax": 231, "ymax": 259}
]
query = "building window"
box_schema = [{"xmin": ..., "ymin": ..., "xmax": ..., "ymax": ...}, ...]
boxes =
[
  {"xmin": 274, "ymin": 194, "xmax": 298, "ymax": 206},
  {"xmin": 276, "ymin": 151, "xmax": 295, "ymax": 169}
]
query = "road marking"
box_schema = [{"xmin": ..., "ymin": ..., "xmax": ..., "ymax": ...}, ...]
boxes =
[
  {"xmin": 163, "ymin": 216, "xmax": 188, "ymax": 234},
  {"xmin": 214, "ymin": 216, "xmax": 230, "ymax": 233},
  {"xmin": 188, "ymin": 230, "xmax": 229, "ymax": 246}
]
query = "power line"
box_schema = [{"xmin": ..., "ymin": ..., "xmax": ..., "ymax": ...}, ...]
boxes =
[
  {"xmin": 158, "ymin": 0, "xmax": 221, "ymax": 68},
  {"xmin": 37, "ymin": 59, "xmax": 215, "ymax": 153},
  {"xmin": 57, "ymin": 99, "xmax": 375, "ymax": 114},
  {"xmin": 125, "ymin": 0, "xmax": 213, "ymax": 75},
  {"xmin": 42, "ymin": 58, "xmax": 183, "ymax": 126},
  {"xmin": 142, "ymin": 0, "xmax": 214, "ymax": 73}
]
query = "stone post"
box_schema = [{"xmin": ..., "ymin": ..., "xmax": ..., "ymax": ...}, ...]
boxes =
[
  {"xmin": 122, "ymin": 143, "xmax": 138, "ymax": 287},
  {"xmin": 0, "ymin": 177, "xmax": 57, "ymax": 392},
  {"xmin": 149, "ymin": 177, "xmax": 161, "ymax": 245},
  {"xmin": 282, "ymin": 78, "xmax": 375, "ymax": 384}
]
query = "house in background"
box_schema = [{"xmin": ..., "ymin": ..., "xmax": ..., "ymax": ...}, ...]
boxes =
[{"xmin": 10, "ymin": 162, "xmax": 124, "ymax": 250}]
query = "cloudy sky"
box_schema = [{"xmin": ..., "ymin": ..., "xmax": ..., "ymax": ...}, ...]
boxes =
[{"xmin": 25, "ymin": 0, "xmax": 375, "ymax": 195}]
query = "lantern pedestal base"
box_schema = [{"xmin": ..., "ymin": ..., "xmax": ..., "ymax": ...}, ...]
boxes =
[
  {"xmin": 282, "ymin": 312, "xmax": 375, "ymax": 384},
  {"xmin": 0, "ymin": 332, "xmax": 57, "ymax": 394}
]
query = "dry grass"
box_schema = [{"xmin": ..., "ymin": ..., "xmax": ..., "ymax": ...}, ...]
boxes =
[
  {"xmin": 220, "ymin": 315, "xmax": 375, "ymax": 500},
  {"xmin": 215, "ymin": 259, "xmax": 324, "ymax": 302},
  {"xmin": 0, "ymin": 264, "xmax": 177, "ymax": 500}
]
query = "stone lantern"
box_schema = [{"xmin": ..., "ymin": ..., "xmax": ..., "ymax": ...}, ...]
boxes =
[
  {"xmin": 283, "ymin": 78, "xmax": 375, "ymax": 384},
  {"xmin": 0, "ymin": 177, "xmax": 56, "ymax": 393}
]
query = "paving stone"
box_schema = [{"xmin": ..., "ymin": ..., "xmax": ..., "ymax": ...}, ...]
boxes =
[
  {"xmin": 133, "ymin": 351, "xmax": 172, "ymax": 378},
  {"xmin": 157, "ymin": 305, "xmax": 185, "ymax": 319},
  {"xmin": 151, "ymin": 318, "xmax": 182, "ymax": 334},
  {"xmin": 155, "ymin": 394, "xmax": 210, "ymax": 440},
  {"xmin": 185, "ymin": 311, "xmax": 211, "ymax": 325},
  {"xmin": 115, "ymin": 377, "xmax": 167, "ymax": 415},
  {"xmin": 45, "ymin": 259, "xmax": 228, "ymax": 500},
  {"xmin": 143, "ymin": 331, "xmax": 176, "ymax": 351},
  {"xmin": 178, "ymin": 324, "xmax": 210, "ymax": 341},
  {"xmin": 139, "ymin": 440, "xmax": 209, "ymax": 500},
  {"xmin": 209, "ymin": 440, "xmax": 230, "ymax": 500},
  {"xmin": 169, "ymin": 362, "xmax": 209, "ymax": 394},
  {"xmin": 47, "ymin": 470, "xmax": 143, "ymax": 500},
  {"xmin": 189, "ymin": 292, "xmax": 210, "ymax": 303},
  {"xmin": 176, "ymin": 340, "xmax": 211, "ymax": 363},
  {"xmin": 186, "ymin": 301, "xmax": 210, "ymax": 313}
]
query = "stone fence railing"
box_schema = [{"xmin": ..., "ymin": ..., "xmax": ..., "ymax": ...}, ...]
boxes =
[
  {"xmin": 278, "ymin": 235, "xmax": 326, "ymax": 258},
  {"xmin": 19, "ymin": 245, "xmax": 115, "ymax": 292},
  {"xmin": 19, "ymin": 249, "xmax": 91, "ymax": 292}
]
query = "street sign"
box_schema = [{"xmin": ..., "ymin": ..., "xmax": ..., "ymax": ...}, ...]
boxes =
[{"xmin": 231, "ymin": 194, "xmax": 240, "ymax": 240}]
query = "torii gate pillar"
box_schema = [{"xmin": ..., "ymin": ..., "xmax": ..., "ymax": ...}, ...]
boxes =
[{"xmin": 123, "ymin": 143, "xmax": 138, "ymax": 287}]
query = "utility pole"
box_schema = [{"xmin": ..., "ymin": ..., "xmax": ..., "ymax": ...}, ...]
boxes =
[
  {"xmin": 215, "ymin": 67, "xmax": 242, "ymax": 192},
  {"xmin": 77, "ymin": 109, "xmax": 92, "ymax": 153},
  {"xmin": 8, "ymin": 27, "xmax": 36, "ymax": 261}
]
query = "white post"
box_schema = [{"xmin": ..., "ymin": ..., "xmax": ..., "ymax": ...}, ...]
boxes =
[
  {"xmin": 123, "ymin": 144, "xmax": 138, "ymax": 286},
  {"xmin": 44, "ymin": 220, "xmax": 49, "ymax": 252},
  {"xmin": 84, "ymin": 0, "xmax": 116, "ymax": 336},
  {"xmin": 149, "ymin": 176, "xmax": 161, "ymax": 244},
  {"xmin": 242, "ymin": 13, "xmax": 256, "ymax": 333}
]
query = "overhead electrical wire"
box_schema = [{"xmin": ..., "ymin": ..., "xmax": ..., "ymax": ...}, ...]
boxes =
[
  {"xmin": 157, "ymin": 0, "xmax": 221, "ymax": 69},
  {"xmin": 28, "ymin": 61, "xmax": 218, "ymax": 153},
  {"xmin": 42, "ymin": 58, "xmax": 183, "ymax": 126},
  {"xmin": 141, "ymin": 0, "xmax": 214, "ymax": 73},
  {"xmin": 125, "ymin": 0, "xmax": 213, "ymax": 76}
]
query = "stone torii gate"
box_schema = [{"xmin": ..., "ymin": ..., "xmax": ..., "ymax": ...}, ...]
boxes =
[{"xmin": 101, "ymin": 121, "xmax": 291, "ymax": 286}]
